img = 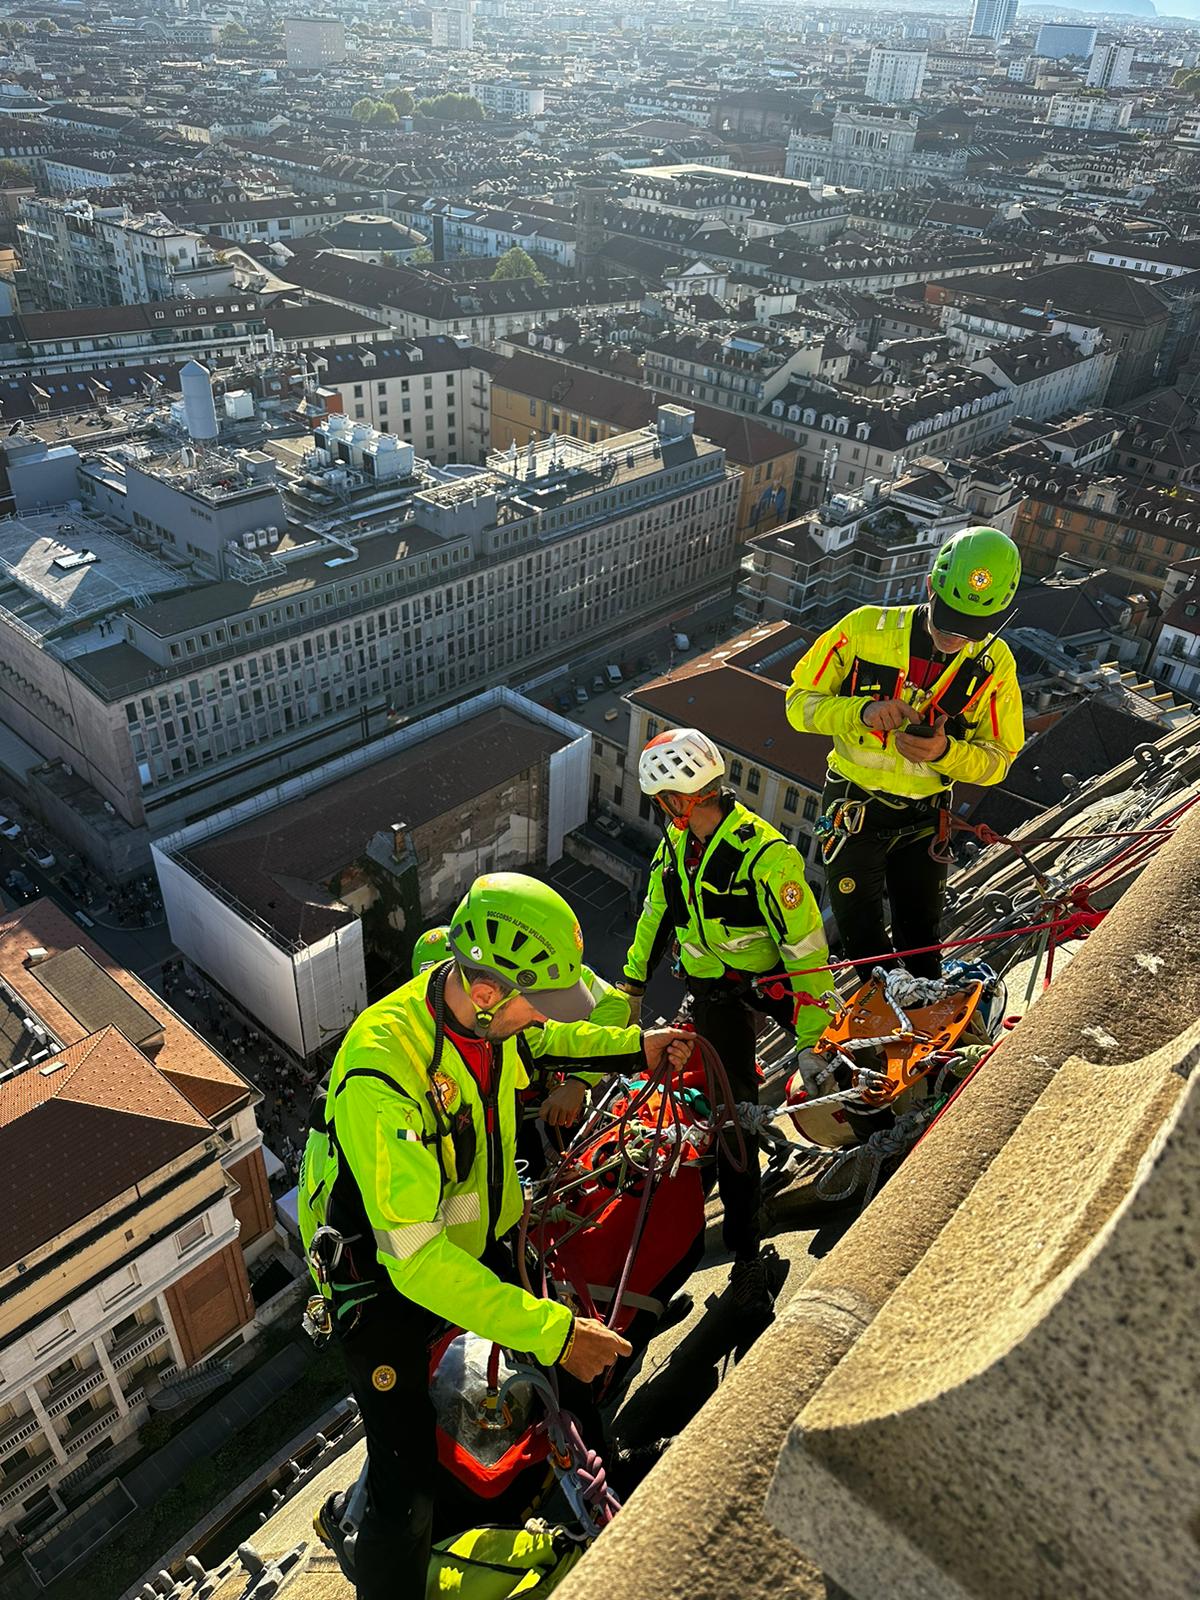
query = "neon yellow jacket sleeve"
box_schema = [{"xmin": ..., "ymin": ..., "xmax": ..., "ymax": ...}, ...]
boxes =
[
  {"xmin": 785, "ymin": 616, "xmax": 875, "ymax": 740},
  {"xmin": 623, "ymin": 842, "xmax": 670, "ymax": 985},
  {"xmin": 528, "ymin": 1015, "xmax": 644, "ymax": 1065},
  {"xmin": 753, "ymin": 845, "xmax": 832, "ymax": 1046},
  {"xmin": 585, "ymin": 968, "xmax": 634, "ymax": 1028},
  {"xmin": 929, "ymin": 640, "xmax": 1024, "ymax": 788},
  {"xmin": 336, "ymin": 1075, "xmax": 571, "ymax": 1364}
]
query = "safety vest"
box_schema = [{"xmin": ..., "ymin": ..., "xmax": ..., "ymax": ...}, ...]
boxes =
[
  {"xmin": 622, "ymin": 798, "xmax": 830, "ymax": 1046},
  {"xmin": 786, "ymin": 603, "xmax": 1024, "ymax": 799},
  {"xmin": 298, "ymin": 964, "xmax": 644, "ymax": 1364}
]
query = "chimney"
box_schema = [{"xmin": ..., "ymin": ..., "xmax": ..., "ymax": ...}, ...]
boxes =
[{"xmin": 391, "ymin": 822, "xmax": 409, "ymax": 861}]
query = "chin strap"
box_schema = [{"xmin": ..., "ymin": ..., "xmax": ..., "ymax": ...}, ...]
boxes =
[{"xmin": 657, "ymin": 789, "xmax": 718, "ymax": 832}]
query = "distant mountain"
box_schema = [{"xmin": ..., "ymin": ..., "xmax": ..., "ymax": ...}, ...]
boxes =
[{"xmin": 1022, "ymin": 0, "xmax": 1157, "ymax": 13}]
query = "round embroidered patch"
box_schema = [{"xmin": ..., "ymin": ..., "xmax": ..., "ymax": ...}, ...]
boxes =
[
  {"xmin": 431, "ymin": 1069, "xmax": 460, "ymax": 1112},
  {"xmin": 838, "ymin": 877, "xmax": 857, "ymax": 895},
  {"xmin": 371, "ymin": 1364, "xmax": 397, "ymax": 1392},
  {"xmin": 969, "ymin": 567, "xmax": 990, "ymax": 592},
  {"xmin": 780, "ymin": 881, "xmax": 804, "ymax": 910}
]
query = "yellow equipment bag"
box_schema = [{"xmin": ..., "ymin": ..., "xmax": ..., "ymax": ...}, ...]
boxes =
[{"xmin": 427, "ymin": 1523, "xmax": 582, "ymax": 1598}]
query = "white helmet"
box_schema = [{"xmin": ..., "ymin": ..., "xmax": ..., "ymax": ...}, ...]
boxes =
[{"xmin": 638, "ymin": 728, "xmax": 725, "ymax": 797}]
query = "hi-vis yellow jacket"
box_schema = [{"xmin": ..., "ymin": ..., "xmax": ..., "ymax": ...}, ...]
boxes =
[
  {"xmin": 786, "ymin": 604, "xmax": 1024, "ymax": 799},
  {"xmin": 623, "ymin": 799, "xmax": 831, "ymax": 1046},
  {"xmin": 298, "ymin": 966, "xmax": 644, "ymax": 1365}
]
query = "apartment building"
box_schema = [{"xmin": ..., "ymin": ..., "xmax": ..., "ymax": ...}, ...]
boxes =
[
  {"xmin": 865, "ymin": 49, "xmax": 928, "ymax": 104},
  {"xmin": 17, "ymin": 200, "xmax": 235, "ymax": 313},
  {"xmin": 473, "ymin": 82, "xmax": 546, "ymax": 118},
  {"xmin": 736, "ymin": 468, "xmax": 1001, "ymax": 632},
  {"xmin": 0, "ymin": 297, "xmax": 270, "ymax": 378},
  {"xmin": 283, "ymin": 16, "xmax": 346, "ymax": 68},
  {"xmin": 764, "ymin": 369, "xmax": 1015, "ymax": 508},
  {"xmin": 1046, "ymin": 95, "xmax": 1132, "ymax": 131},
  {"xmin": 1086, "ymin": 44, "xmax": 1135, "ymax": 89},
  {"xmin": 0, "ymin": 409, "xmax": 740, "ymax": 863},
  {"xmin": 969, "ymin": 333, "xmax": 1115, "ymax": 420},
  {"xmin": 643, "ymin": 329, "xmax": 817, "ymax": 418},
  {"xmin": 1149, "ymin": 576, "xmax": 1200, "ymax": 700},
  {"xmin": 0, "ymin": 899, "xmax": 272, "ymax": 1544},
  {"xmin": 490, "ymin": 346, "xmax": 800, "ymax": 538},
  {"xmin": 299, "ymin": 336, "xmax": 493, "ymax": 465}
]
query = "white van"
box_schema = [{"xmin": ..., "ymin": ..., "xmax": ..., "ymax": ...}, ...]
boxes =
[
  {"xmin": 673, "ymin": 632, "xmax": 690, "ymax": 652},
  {"xmin": 605, "ymin": 664, "xmax": 622, "ymax": 686}
]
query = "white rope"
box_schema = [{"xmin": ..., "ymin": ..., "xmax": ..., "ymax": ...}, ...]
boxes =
[{"xmin": 814, "ymin": 1107, "xmax": 933, "ymax": 1206}]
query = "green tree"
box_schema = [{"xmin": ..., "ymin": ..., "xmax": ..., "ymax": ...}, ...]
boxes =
[
  {"xmin": 0, "ymin": 159, "xmax": 31, "ymax": 186},
  {"xmin": 490, "ymin": 245, "xmax": 546, "ymax": 285},
  {"xmin": 370, "ymin": 100, "xmax": 399, "ymax": 124},
  {"xmin": 351, "ymin": 96, "xmax": 378, "ymax": 122},
  {"xmin": 35, "ymin": 16, "xmax": 57, "ymax": 31},
  {"xmin": 416, "ymin": 92, "xmax": 485, "ymax": 122},
  {"xmin": 219, "ymin": 21, "xmax": 247, "ymax": 45},
  {"xmin": 386, "ymin": 87, "xmax": 414, "ymax": 115},
  {"xmin": 408, "ymin": 245, "xmax": 433, "ymax": 264}
]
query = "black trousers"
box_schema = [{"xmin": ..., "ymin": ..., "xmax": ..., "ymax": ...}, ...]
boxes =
[
  {"xmin": 340, "ymin": 1293, "xmax": 438, "ymax": 1600},
  {"xmin": 822, "ymin": 785, "xmax": 948, "ymax": 983},
  {"xmin": 689, "ymin": 976, "xmax": 795, "ymax": 1260}
]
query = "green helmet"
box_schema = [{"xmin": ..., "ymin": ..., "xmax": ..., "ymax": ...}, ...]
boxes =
[
  {"xmin": 412, "ymin": 925, "xmax": 451, "ymax": 978},
  {"xmin": 448, "ymin": 872, "xmax": 591, "ymax": 1023},
  {"xmin": 929, "ymin": 526, "xmax": 1021, "ymax": 641}
]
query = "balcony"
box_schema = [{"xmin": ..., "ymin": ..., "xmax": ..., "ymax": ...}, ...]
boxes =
[
  {"xmin": 0, "ymin": 1411, "xmax": 44, "ymax": 1460},
  {"xmin": 0, "ymin": 1454, "xmax": 56, "ymax": 1510},
  {"xmin": 42, "ymin": 1365, "xmax": 108, "ymax": 1419},
  {"xmin": 61, "ymin": 1405, "xmax": 120, "ymax": 1456},
  {"xmin": 122, "ymin": 1361, "xmax": 178, "ymax": 1410},
  {"xmin": 109, "ymin": 1321, "xmax": 169, "ymax": 1370}
]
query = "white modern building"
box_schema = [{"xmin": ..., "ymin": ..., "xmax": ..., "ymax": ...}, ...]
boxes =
[
  {"xmin": 865, "ymin": 48, "xmax": 928, "ymax": 104},
  {"xmin": 432, "ymin": 4, "xmax": 474, "ymax": 49},
  {"xmin": 1047, "ymin": 94, "xmax": 1132, "ymax": 131},
  {"xmin": 152, "ymin": 688, "xmax": 591, "ymax": 1057},
  {"xmin": 283, "ymin": 16, "xmax": 346, "ymax": 68},
  {"xmin": 1087, "ymin": 44, "xmax": 1135, "ymax": 90},
  {"xmin": 1034, "ymin": 22, "xmax": 1097, "ymax": 58},
  {"xmin": 474, "ymin": 81, "xmax": 546, "ymax": 118}
]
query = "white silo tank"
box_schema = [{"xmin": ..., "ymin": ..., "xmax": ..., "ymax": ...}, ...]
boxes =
[{"xmin": 180, "ymin": 360, "xmax": 219, "ymax": 443}]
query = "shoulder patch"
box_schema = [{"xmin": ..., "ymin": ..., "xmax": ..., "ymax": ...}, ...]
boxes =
[
  {"xmin": 735, "ymin": 822, "xmax": 757, "ymax": 843},
  {"xmin": 780, "ymin": 881, "xmax": 805, "ymax": 910}
]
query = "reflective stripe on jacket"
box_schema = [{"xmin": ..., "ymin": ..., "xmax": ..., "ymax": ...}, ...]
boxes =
[
  {"xmin": 785, "ymin": 603, "xmax": 1024, "ymax": 798},
  {"xmin": 622, "ymin": 798, "xmax": 831, "ymax": 1046},
  {"xmin": 299, "ymin": 966, "xmax": 644, "ymax": 1364}
]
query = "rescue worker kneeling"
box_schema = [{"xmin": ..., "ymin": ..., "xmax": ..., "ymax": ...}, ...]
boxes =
[
  {"xmin": 619, "ymin": 729, "xmax": 832, "ymax": 1315},
  {"xmin": 299, "ymin": 873, "xmax": 691, "ymax": 1600}
]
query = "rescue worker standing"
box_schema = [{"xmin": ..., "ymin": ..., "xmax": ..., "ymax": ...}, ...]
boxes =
[
  {"xmin": 300, "ymin": 874, "xmax": 690, "ymax": 1598},
  {"xmin": 619, "ymin": 728, "xmax": 831, "ymax": 1313},
  {"xmin": 786, "ymin": 526, "xmax": 1025, "ymax": 980}
]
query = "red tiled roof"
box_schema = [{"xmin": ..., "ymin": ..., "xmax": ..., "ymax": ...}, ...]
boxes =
[
  {"xmin": 0, "ymin": 902, "xmax": 252, "ymax": 1120},
  {"xmin": 0, "ymin": 1027, "xmax": 210, "ymax": 1264}
]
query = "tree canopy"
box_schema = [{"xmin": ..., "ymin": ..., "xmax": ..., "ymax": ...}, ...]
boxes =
[
  {"xmin": 416, "ymin": 93, "xmax": 485, "ymax": 121},
  {"xmin": 490, "ymin": 245, "xmax": 546, "ymax": 284}
]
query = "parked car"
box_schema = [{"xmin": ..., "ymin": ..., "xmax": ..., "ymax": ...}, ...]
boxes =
[
  {"xmin": 4, "ymin": 869, "xmax": 36, "ymax": 903},
  {"xmin": 575, "ymin": 685, "xmax": 589, "ymax": 705},
  {"xmin": 0, "ymin": 817, "xmax": 21, "ymax": 841},
  {"xmin": 555, "ymin": 692, "xmax": 572, "ymax": 712},
  {"xmin": 673, "ymin": 632, "xmax": 691, "ymax": 652},
  {"xmin": 591, "ymin": 674, "xmax": 606, "ymax": 694},
  {"xmin": 605, "ymin": 664, "xmax": 623, "ymax": 687},
  {"xmin": 594, "ymin": 815, "xmax": 622, "ymax": 838},
  {"xmin": 28, "ymin": 846, "xmax": 55, "ymax": 870},
  {"xmin": 59, "ymin": 871, "xmax": 88, "ymax": 901}
]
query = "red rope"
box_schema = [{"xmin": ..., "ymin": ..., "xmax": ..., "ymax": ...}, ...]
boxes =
[{"xmin": 759, "ymin": 911, "xmax": 1105, "ymax": 984}]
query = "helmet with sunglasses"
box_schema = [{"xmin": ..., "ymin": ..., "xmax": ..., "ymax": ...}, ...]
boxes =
[{"xmin": 447, "ymin": 873, "xmax": 591, "ymax": 1023}]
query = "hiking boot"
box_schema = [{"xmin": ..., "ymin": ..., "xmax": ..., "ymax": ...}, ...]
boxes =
[
  {"xmin": 313, "ymin": 1490, "xmax": 356, "ymax": 1582},
  {"xmin": 729, "ymin": 1246, "xmax": 787, "ymax": 1317}
]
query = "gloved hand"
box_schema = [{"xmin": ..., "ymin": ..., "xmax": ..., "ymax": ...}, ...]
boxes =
[
  {"xmin": 789, "ymin": 1047, "xmax": 837, "ymax": 1104},
  {"xmin": 615, "ymin": 978, "xmax": 645, "ymax": 999}
]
